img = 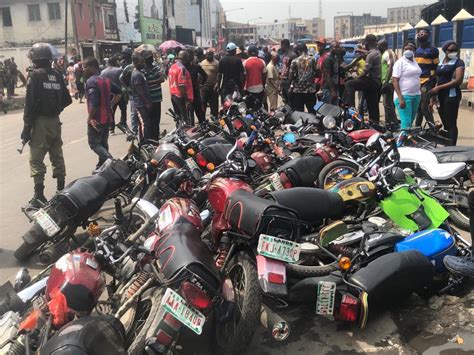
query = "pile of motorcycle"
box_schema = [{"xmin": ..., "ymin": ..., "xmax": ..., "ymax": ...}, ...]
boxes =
[{"xmin": 1, "ymin": 95, "xmax": 473, "ymax": 355}]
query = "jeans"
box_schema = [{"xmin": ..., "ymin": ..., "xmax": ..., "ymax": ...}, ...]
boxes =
[
  {"xmin": 394, "ymin": 95, "xmax": 421, "ymax": 129},
  {"xmin": 201, "ymin": 87, "xmax": 219, "ymax": 118},
  {"xmin": 280, "ymin": 79, "xmax": 292, "ymax": 105},
  {"xmin": 111, "ymin": 96, "xmax": 128, "ymax": 130},
  {"xmin": 415, "ymin": 81, "xmax": 435, "ymax": 126},
  {"xmin": 88, "ymin": 123, "xmax": 113, "ymax": 168},
  {"xmin": 130, "ymin": 101, "xmax": 138, "ymax": 134},
  {"xmin": 438, "ymin": 90, "xmax": 460, "ymax": 146},
  {"xmin": 171, "ymin": 95, "xmax": 194, "ymax": 126},
  {"xmin": 381, "ymin": 83, "xmax": 398, "ymax": 124},
  {"xmin": 344, "ymin": 77, "xmax": 381, "ymax": 122},
  {"xmin": 149, "ymin": 101, "xmax": 161, "ymax": 139},
  {"xmin": 292, "ymin": 92, "xmax": 316, "ymax": 113},
  {"xmin": 193, "ymin": 89, "xmax": 206, "ymax": 124}
]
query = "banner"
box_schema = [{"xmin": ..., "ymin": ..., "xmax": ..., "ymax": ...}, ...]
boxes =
[{"xmin": 139, "ymin": 0, "xmax": 163, "ymax": 44}]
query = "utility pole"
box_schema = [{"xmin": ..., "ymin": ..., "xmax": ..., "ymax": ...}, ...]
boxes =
[
  {"xmin": 162, "ymin": 0, "xmax": 167, "ymax": 41},
  {"xmin": 70, "ymin": 0, "xmax": 80, "ymax": 57},
  {"xmin": 89, "ymin": 0, "xmax": 98, "ymax": 58},
  {"xmin": 64, "ymin": 0, "xmax": 69, "ymax": 70}
]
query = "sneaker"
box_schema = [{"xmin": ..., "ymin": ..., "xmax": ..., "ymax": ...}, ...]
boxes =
[
  {"xmin": 109, "ymin": 129, "xmax": 115, "ymax": 135},
  {"xmin": 116, "ymin": 123, "xmax": 128, "ymax": 133},
  {"xmin": 443, "ymin": 255, "xmax": 474, "ymax": 278}
]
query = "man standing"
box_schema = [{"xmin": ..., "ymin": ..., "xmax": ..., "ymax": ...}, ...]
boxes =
[
  {"xmin": 185, "ymin": 49, "xmax": 207, "ymax": 125},
  {"xmin": 289, "ymin": 44, "xmax": 318, "ymax": 113},
  {"xmin": 21, "ymin": 43, "xmax": 72, "ymax": 207},
  {"xmin": 143, "ymin": 51, "xmax": 165, "ymax": 138},
  {"xmin": 415, "ymin": 28, "xmax": 438, "ymax": 126},
  {"xmin": 315, "ymin": 37, "xmax": 328, "ymax": 91},
  {"xmin": 378, "ymin": 39, "xmax": 398, "ymax": 127},
  {"xmin": 217, "ymin": 42, "xmax": 245, "ymax": 102},
  {"xmin": 343, "ymin": 34, "xmax": 382, "ymax": 123},
  {"xmin": 244, "ymin": 46, "xmax": 267, "ymax": 107},
  {"xmin": 321, "ymin": 42, "xmax": 340, "ymax": 105},
  {"xmin": 200, "ymin": 49, "xmax": 219, "ymax": 119},
  {"xmin": 168, "ymin": 51, "xmax": 194, "ymax": 126},
  {"xmin": 119, "ymin": 48, "xmax": 135, "ymax": 132},
  {"xmin": 74, "ymin": 59, "xmax": 85, "ymax": 104},
  {"xmin": 84, "ymin": 57, "xmax": 122, "ymax": 170},
  {"xmin": 265, "ymin": 53, "xmax": 280, "ymax": 111},
  {"xmin": 100, "ymin": 55, "xmax": 125, "ymax": 134},
  {"xmin": 279, "ymin": 39, "xmax": 297, "ymax": 106},
  {"xmin": 131, "ymin": 52, "xmax": 153, "ymax": 139}
]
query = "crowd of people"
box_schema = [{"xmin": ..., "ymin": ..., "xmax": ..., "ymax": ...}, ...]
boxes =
[
  {"xmin": 19, "ymin": 31, "xmax": 467, "ymax": 206},
  {"xmin": 0, "ymin": 57, "xmax": 27, "ymax": 113}
]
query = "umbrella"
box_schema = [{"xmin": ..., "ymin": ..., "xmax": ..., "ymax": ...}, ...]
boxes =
[{"xmin": 159, "ymin": 40, "xmax": 185, "ymax": 52}]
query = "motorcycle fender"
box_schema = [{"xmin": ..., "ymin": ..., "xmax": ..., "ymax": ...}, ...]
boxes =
[
  {"xmin": 132, "ymin": 198, "xmax": 160, "ymax": 219},
  {"xmin": 256, "ymin": 255, "xmax": 288, "ymax": 296}
]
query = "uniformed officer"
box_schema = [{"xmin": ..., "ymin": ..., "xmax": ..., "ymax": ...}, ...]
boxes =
[{"xmin": 21, "ymin": 43, "xmax": 72, "ymax": 207}]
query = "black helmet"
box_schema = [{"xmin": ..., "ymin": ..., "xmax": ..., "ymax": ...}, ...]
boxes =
[
  {"xmin": 157, "ymin": 168, "xmax": 188, "ymax": 199},
  {"xmin": 29, "ymin": 43, "xmax": 53, "ymax": 61}
]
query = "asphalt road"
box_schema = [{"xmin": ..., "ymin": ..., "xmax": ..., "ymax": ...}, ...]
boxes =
[{"xmin": 0, "ymin": 84, "xmax": 473, "ymax": 353}]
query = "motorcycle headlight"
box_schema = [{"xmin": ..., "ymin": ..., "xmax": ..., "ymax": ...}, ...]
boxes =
[
  {"xmin": 323, "ymin": 115, "xmax": 336, "ymax": 129},
  {"xmin": 343, "ymin": 119, "xmax": 355, "ymax": 132},
  {"xmin": 273, "ymin": 111, "xmax": 285, "ymax": 123},
  {"xmin": 237, "ymin": 102, "xmax": 247, "ymax": 115}
]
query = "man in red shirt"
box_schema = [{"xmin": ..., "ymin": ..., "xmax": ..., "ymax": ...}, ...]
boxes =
[
  {"xmin": 315, "ymin": 37, "xmax": 328, "ymax": 92},
  {"xmin": 168, "ymin": 51, "xmax": 194, "ymax": 126},
  {"xmin": 243, "ymin": 46, "xmax": 267, "ymax": 107}
]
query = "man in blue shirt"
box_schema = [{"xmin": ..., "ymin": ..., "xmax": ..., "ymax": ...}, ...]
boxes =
[{"xmin": 131, "ymin": 52, "xmax": 153, "ymax": 140}]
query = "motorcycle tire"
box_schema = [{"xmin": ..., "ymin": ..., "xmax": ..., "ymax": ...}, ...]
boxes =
[
  {"xmin": 446, "ymin": 207, "xmax": 470, "ymax": 232},
  {"xmin": 317, "ymin": 160, "xmax": 359, "ymax": 189},
  {"xmin": 126, "ymin": 287, "xmax": 164, "ymax": 355},
  {"xmin": 14, "ymin": 224, "xmax": 48, "ymax": 261},
  {"xmin": 286, "ymin": 261, "xmax": 338, "ymax": 277},
  {"xmin": 213, "ymin": 252, "xmax": 261, "ymax": 355}
]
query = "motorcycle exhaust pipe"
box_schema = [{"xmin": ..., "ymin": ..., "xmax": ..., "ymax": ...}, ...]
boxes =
[
  {"xmin": 38, "ymin": 244, "xmax": 63, "ymax": 264},
  {"xmin": 260, "ymin": 304, "xmax": 290, "ymax": 341}
]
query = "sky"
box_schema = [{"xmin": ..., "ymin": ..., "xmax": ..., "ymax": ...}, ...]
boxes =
[{"xmin": 220, "ymin": 0, "xmax": 437, "ymax": 37}]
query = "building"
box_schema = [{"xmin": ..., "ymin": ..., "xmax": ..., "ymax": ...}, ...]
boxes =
[
  {"xmin": 256, "ymin": 18, "xmax": 324, "ymax": 44},
  {"xmin": 302, "ymin": 18, "xmax": 325, "ymax": 38},
  {"xmin": 226, "ymin": 21, "xmax": 257, "ymax": 45},
  {"xmin": 364, "ymin": 23, "xmax": 399, "ymax": 36},
  {"xmin": 115, "ymin": 0, "xmax": 142, "ymax": 43},
  {"xmin": 421, "ymin": 0, "xmax": 474, "ymax": 24},
  {"xmin": 387, "ymin": 5, "xmax": 427, "ymax": 25},
  {"xmin": 334, "ymin": 13, "xmax": 386, "ymax": 39}
]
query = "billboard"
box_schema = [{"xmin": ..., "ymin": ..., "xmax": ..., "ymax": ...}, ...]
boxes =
[{"xmin": 139, "ymin": 0, "xmax": 163, "ymax": 44}]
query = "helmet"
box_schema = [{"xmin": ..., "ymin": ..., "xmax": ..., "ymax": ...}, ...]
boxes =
[
  {"xmin": 46, "ymin": 251, "xmax": 105, "ymax": 317},
  {"xmin": 195, "ymin": 47, "xmax": 204, "ymax": 57},
  {"xmin": 156, "ymin": 168, "xmax": 188, "ymax": 199},
  {"xmin": 226, "ymin": 42, "xmax": 238, "ymax": 52},
  {"xmin": 29, "ymin": 43, "xmax": 53, "ymax": 61}
]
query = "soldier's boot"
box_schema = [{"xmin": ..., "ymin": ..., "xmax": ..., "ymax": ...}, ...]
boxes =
[
  {"xmin": 29, "ymin": 183, "xmax": 47, "ymax": 209},
  {"xmin": 56, "ymin": 177, "xmax": 65, "ymax": 193}
]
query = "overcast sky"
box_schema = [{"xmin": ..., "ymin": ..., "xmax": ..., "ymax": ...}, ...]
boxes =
[{"xmin": 221, "ymin": 0, "xmax": 436, "ymax": 36}]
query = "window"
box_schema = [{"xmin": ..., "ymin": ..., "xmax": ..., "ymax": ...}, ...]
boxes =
[
  {"xmin": 48, "ymin": 3, "xmax": 61, "ymax": 20},
  {"xmin": 1, "ymin": 7, "xmax": 12, "ymax": 27},
  {"xmin": 77, "ymin": 3, "xmax": 83, "ymax": 20},
  {"xmin": 96, "ymin": 7, "xmax": 101, "ymax": 22},
  {"xmin": 105, "ymin": 14, "xmax": 116, "ymax": 29},
  {"xmin": 28, "ymin": 4, "xmax": 41, "ymax": 21}
]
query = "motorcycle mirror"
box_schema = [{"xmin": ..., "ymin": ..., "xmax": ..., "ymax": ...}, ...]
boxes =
[
  {"xmin": 247, "ymin": 158, "xmax": 257, "ymax": 169},
  {"xmin": 14, "ymin": 268, "xmax": 31, "ymax": 292}
]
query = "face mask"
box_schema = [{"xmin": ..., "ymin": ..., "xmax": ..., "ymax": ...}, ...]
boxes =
[
  {"xmin": 447, "ymin": 52, "xmax": 457, "ymax": 59},
  {"xmin": 403, "ymin": 50, "xmax": 414, "ymax": 59},
  {"xmin": 417, "ymin": 36, "xmax": 428, "ymax": 43}
]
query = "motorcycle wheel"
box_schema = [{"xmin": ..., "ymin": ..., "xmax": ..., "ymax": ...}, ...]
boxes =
[
  {"xmin": 126, "ymin": 287, "xmax": 164, "ymax": 355},
  {"xmin": 286, "ymin": 261, "xmax": 338, "ymax": 277},
  {"xmin": 213, "ymin": 252, "xmax": 261, "ymax": 355},
  {"xmin": 446, "ymin": 207, "xmax": 470, "ymax": 231},
  {"xmin": 14, "ymin": 224, "xmax": 48, "ymax": 261},
  {"xmin": 318, "ymin": 160, "xmax": 359, "ymax": 189}
]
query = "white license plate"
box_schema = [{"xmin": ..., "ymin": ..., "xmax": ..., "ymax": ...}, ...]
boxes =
[
  {"xmin": 161, "ymin": 288, "xmax": 206, "ymax": 335},
  {"xmin": 185, "ymin": 157, "xmax": 200, "ymax": 171},
  {"xmin": 269, "ymin": 173, "xmax": 284, "ymax": 191},
  {"xmin": 32, "ymin": 209, "xmax": 60, "ymax": 237},
  {"xmin": 257, "ymin": 234, "xmax": 301, "ymax": 263},
  {"xmin": 316, "ymin": 281, "xmax": 336, "ymax": 315}
]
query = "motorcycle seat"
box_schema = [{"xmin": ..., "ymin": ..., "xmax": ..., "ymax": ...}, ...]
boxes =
[
  {"xmin": 278, "ymin": 156, "xmax": 325, "ymax": 187},
  {"xmin": 202, "ymin": 144, "xmax": 233, "ymax": 166},
  {"xmin": 59, "ymin": 175, "xmax": 109, "ymax": 215},
  {"xmin": 200, "ymin": 136, "xmax": 230, "ymax": 147},
  {"xmin": 297, "ymin": 134, "xmax": 327, "ymax": 144},
  {"xmin": 348, "ymin": 250, "xmax": 433, "ymax": 306},
  {"xmin": 431, "ymin": 146, "xmax": 474, "ymax": 164},
  {"xmin": 421, "ymin": 162, "xmax": 466, "ymax": 180},
  {"xmin": 270, "ymin": 187, "xmax": 345, "ymax": 224},
  {"xmin": 225, "ymin": 189, "xmax": 298, "ymax": 237},
  {"xmin": 287, "ymin": 111, "xmax": 318, "ymax": 125}
]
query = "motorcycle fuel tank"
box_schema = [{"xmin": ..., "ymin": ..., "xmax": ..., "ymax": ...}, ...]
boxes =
[
  {"xmin": 158, "ymin": 197, "xmax": 203, "ymax": 232},
  {"xmin": 348, "ymin": 129, "xmax": 379, "ymax": 143},
  {"xmin": 207, "ymin": 177, "xmax": 252, "ymax": 214}
]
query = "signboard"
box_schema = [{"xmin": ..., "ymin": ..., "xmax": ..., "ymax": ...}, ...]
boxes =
[{"xmin": 139, "ymin": 0, "xmax": 163, "ymax": 44}]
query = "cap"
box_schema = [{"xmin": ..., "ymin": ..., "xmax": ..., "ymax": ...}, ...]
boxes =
[
  {"xmin": 316, "ymin": 36, "xmax": 327, "ymax": 45},
  {"xmin": 226, "ymin": 42, "xmax": 238, "ymax": 52},
  {"xmin": 248, "ymin": 45, "xmax": 258, "ymax": 55}
]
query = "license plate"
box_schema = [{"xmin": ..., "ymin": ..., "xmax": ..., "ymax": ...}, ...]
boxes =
[
  {"xmin": 257, "ymin": 234, "xmax": 301, "ymax": 263},
  {"xmin": 316, "ymin": 281, "xmax": 336, "ymax": 315},
  {"xmin": 32, "ymin": 209, "xmax": 60, "ymax": 237},
  {"xmin": 185, "ymin": 157, "xmax": 199, "ymax": 171},
  {"xmin": 269, "ymin": 173, "xmax": 284, "ymax": 191},
  {"xmin": 161, "ymin": 288, "xmax": 206, "ymax": 335}
]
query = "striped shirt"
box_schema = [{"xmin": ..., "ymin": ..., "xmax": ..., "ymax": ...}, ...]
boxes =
[
  {"xmin": 142, "ymin": 62, "xmax": 163, "ymax": 103},
  {"xmin": 415, "ymin": 45, "xmax": 439, "ymax": 85}
]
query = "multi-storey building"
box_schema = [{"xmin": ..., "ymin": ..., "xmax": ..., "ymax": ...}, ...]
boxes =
[
  {"xmin": 334, "ymin": 13, "xmax": 386, "ymax": 39},
  {"xmin": 387, "ymin": 5, "xmax": 427, "ymax": 25}
]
